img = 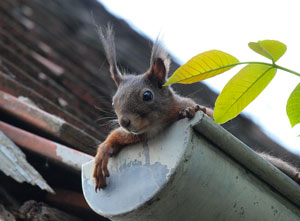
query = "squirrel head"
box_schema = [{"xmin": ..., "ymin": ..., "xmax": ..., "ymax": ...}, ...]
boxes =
[{"xmin": 98, "ymin": 25, "xmax": 174, "ymax": 135}]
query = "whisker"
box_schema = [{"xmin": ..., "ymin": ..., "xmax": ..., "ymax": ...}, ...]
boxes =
[
  {"xmin": 107, "ymin": 120, "xmax": 119, "ymax": 127},
  {"xmin": 95, "ymin": 116, "xmax": 117, "ymax": 123},
  {"xmin": 94, "ymin": 105, "xmax": 116, "ymax": 116},
  {"xmin": 185, "ymin": 88, "xmax": 204, "ymax": 98},
  {"xmin": 97, "ymin": 119, "xmax": 119, "ymax": 128}
]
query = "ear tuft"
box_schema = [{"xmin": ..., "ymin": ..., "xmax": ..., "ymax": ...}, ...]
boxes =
[{"xmin": 96, "ymin": 24, "xmax": 123, "ymax": 86}]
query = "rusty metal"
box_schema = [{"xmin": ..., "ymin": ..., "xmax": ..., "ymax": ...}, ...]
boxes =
[
  {"xmin": 0, "ymin": 73, "xmax": 105, "ymax": 140},
  {"xmin": 0, "ymin": 0, "xmax": 120, "ymax": 150},
  {"xmin": 1, "ymin": 4, "xmax": 113, "ymax": 109},
  {"xmin": 46, "ymin": 189, "xmax": 91, "ymax": 210},
  {"xmin": 0, "ymin": 47, "xmax": 101, "ymax": 123},
  {"xmin": 0, "ymin": 90, "xmax": 100, "ymax": 154},
  {"xmin": 0, "ymin": 121, "xmax": 93, "ymax": 171},
  {"xmin": 0, "ymin": 30, "xmax": 106, "ymax": 118},
  {"xmin": 0, "ymin": 7, "xmax": 114, "ymax": 139}
]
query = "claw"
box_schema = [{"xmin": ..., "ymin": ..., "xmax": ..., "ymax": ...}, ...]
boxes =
[
  {"xmin": 197, "ymin": 105, "xmax": 207, "ymax": 114},
  {"xmin": 179, "ymin": 104, "xmax": 205, "ymax": 119},
  {"xmin": 108, "ymin": 148, "xmax": 115, "ymax": 157},
  {"xmin": 185, "ymin": 107, "xmax": 194, "ymax": 118},
  {"xmin": 178, "ymin": 111, "xmax": 185, "ymax": 119}
]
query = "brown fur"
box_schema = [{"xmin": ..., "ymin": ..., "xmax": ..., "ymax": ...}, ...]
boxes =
[
  {"xmin": 259, "ymin": 152, "xmax": 300, "ymax": 183},
  {"xmin": 93, "ymin": 25, "xmax": 299, "ymax": 191}
]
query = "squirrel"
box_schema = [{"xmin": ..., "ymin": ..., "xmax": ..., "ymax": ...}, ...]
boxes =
[{"xmin": 93, "ymin": 25, "xmax": 300, "ymax": 191}]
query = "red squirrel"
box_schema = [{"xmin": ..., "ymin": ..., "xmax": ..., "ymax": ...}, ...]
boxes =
[{"xmin": 93, "ymin": 25, "xmax": 299, "ymax": 191}]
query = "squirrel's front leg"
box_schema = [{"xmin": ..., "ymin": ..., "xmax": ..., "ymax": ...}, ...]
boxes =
[
  {"xmin": 93, "ymin": 143, "xmax": 111, "ymax": 190},
  {"xmin": 179, "ymin": 104, "xmax": 214, "ymax": 120},
  {"xmin": 93, "ymin": 127, "xmax": 144, "ymax": 191}
]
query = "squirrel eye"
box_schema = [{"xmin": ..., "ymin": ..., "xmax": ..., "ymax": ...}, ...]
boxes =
[{"xmin": 143, "ymin": 91, "xmax": 153, "ymax": 101}]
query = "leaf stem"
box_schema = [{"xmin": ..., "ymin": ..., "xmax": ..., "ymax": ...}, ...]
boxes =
[
  {"xmin": 273, "ymin": 64, "xmax": 300, "ymax": 77},
  {"xmin": 233, "ymin": 62, "xmax": 300, "ymax": 78}
]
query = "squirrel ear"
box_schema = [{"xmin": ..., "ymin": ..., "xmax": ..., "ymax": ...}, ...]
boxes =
[
  {"xmin": 147, "ymin": 58, "xmax": 167, "ymax": 86},
  {"xmin": 146, "ymin": 40, "xmax": 170, "ymax": 87}
]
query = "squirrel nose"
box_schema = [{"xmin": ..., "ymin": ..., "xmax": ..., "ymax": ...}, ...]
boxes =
[{"xmin": 120, "ymin": 117, "xmax": 130, "ymax": 128}]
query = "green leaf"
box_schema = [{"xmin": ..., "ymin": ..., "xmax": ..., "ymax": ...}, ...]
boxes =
[
  {"xmin": 286, "ymin": 83, "xmax": 300, "ymax": 127},
  {"xmin": 248, "ymin": 40, "xmax": 287, "ymax": 63},
  {"xmin": 214, "ymin": 64, "xmax": 277, "ymax": 124},
  {"xmin": 164, "ymin": 50, "xmax": 239, "ymax": 86}
]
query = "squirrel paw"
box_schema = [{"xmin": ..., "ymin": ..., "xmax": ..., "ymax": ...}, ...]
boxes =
[
  {"xmin": 93, "ymin": 144, "xmax": 113, "ymax": 191},
  {"xmin": 179, "ymin": 104, "xmax": 207, "ymax": 119},
  {"xmin": 294, "ymin": 172, "xmax": 300, "ymax": 184}
]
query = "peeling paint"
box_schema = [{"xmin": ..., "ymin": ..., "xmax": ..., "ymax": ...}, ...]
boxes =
[
  {"xmin": 0, "ymin": 91, "xmax": 98, "ymax": 154},
  {"xmin": 17, "ymin": 96, "xmax": 38, "ymax": 107},
  {"xmin": 82, "ymin": 115, "xmax": 194, "ymax": 217},
  {"xmin": 56, "ymin": 143, "xmax": 93, "ymax": 171},
  {"xmin": 0, "ymin": 132, "xmax": 54, "ymax": 193},
  {"xmin": 39, "ymin": 112, "xmax": 65, "ymax": 134},
  {"xmin": 142, "ymin": 141, "xmax": 150, "ymax": 165},
  {"xmin": 3, "ymin": 93, "xmax": 9, "ymax": 100},
  {"xmin": 1, "ymin": 91, "xmax": 65, "ymax": 134},
  {"xmin": 82, "ymin": 158, "xmax": 169, "ymax": 216}
]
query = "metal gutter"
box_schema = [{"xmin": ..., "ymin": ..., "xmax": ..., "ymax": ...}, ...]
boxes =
[
  {"xmin": 82, "ymin": 112, "xmax": 300, "ymax": 220},
  {"xmin": 192, "ymin": 113, "xmax": 300, "ymax": 207}
]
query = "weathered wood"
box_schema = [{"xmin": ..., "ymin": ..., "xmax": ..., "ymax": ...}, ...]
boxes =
[
  {"xmin": 46, "ymin": 189, "xmax": 91, "ymax": 210},
  {"xmin": 0, "ymin": 91, "xmax": 100, "ymax": 154},
  {"xmin": 0, "ymin": 121, "xmax": 93, "ymax": 172},
  {"xmin": 0, "ymin": 204, "xmax": 15, "ymax": 221},
  {"xmin": 0, "ymin": 132, "xmax": 54, "ymax": 193},
  {"xmin": 19, "ymin": 200, "xmax": 83, "ymax": 221},
  {"xmin": 0, "ymin": 184, "xmax": 20, "ymax": 210},
  {"xmin": 0, "ymin": 72, "xmax": 105, "ymax": 140}
]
